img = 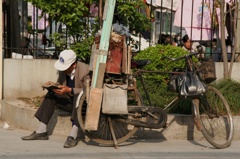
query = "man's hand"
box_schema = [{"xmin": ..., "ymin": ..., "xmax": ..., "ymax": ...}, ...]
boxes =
[{"xmin": 53, "ymin": 85, "xmax": 71, "ymax": 95}]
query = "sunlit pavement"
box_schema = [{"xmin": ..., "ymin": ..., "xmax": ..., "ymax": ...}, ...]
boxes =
[{"xmin": 1, "ymin": 120, "xmax": 240, "ymax": 159}]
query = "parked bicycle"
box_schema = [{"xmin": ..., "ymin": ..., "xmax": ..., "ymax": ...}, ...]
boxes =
[{"xmin": 77, "ymin": 52, "xmax": 233, "ymax": 149}]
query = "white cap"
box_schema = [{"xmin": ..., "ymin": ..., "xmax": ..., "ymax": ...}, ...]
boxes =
[{"xmin": 54, "ymin": 50, "xmax": 77, "ymax": 71}]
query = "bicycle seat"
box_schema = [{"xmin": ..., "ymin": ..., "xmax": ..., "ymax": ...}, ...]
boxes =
[{"xmin": 131, "ymin": 59, "xmax": 151, "ymax": 69}]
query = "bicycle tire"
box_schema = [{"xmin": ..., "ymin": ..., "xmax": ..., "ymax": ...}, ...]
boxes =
[
  {"xmin": 77, "ymin": 89, "xmax": 142, "ymax": 146},
  {"xmin": 195, "ymin": 86, "xmax": 234, "ymax": 149}
]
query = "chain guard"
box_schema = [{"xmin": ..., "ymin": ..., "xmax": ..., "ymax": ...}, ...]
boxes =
[
  {"xmin": 146, "ymin": 107, "xmax": 167, "ymax": 129},
  {"xmin": 120, "ymin": 107, "xmax": 168, "ymax": 129}
]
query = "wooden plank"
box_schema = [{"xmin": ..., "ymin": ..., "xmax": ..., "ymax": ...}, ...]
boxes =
[
  {"xmin": 96, "ymin": 63, "xmax": 106, "ymax": 88},
  {"xmin": 84, "ymin": 88, "xmax": 103, "ymax": 130},
  {"xmin": 121, "ymin": 36, "xmax": 127, "ymax": 74},
  {"xmin": 90, "ymin": 51, "xmax": 98, "ymax": 87},
  {"xmin": 89, "ymin": 42, "xmax": 97, "ymax": 71},
  {"xmin": 127, "ymin": 46, "xmax": 132, "ymax": 74}
]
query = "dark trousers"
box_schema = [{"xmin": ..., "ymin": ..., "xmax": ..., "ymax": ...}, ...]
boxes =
[{"xmin": 35, "ymin": 92, "xmax": 79, "ymax": 127}]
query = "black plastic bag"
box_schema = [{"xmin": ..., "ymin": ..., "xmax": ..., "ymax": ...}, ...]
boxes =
[{"xmin": 177, "ymin": 72, "xmax": 208, "ymax": 97}]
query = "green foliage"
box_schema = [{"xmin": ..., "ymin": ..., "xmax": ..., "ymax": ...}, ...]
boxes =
[
  {"xmin": 50, "ymin": 32, "xmax": 66, "ymax": 49},
  {"xmin": 210, "ymin": 79, "xmax": 240, "ymax": 115},
  {"xmin": 133, "ymin": 44, "xmax": 200, "ymax": 114},
  {"xmin": 134, "ymin": 44, "xmax": 189, "ymax": 84},
  {"xmin": 71, "ymin": 36, "xmax": 94, "ymax": 63},
  {"xmin": 27, "ymin": 0, "xmax": 98, "ymax": 61},
  {"xmin": 27, "ymin": 0, "xmax": 152, "ymax": 62},
  {"xmin": 116, "ymin": 0, "xmax": 152, "ymax": 34},
  {"xmin": 27, "ymin": 0, "xmax": 89, "ymax": 27}
]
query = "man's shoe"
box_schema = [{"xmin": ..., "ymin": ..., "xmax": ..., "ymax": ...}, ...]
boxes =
[
  {"xmin": 63, "ymin": 136, "xmax": 78, "ymax": 148},
  {"xmin": 21, "ymin": 131, "xmax": 49, "ymax": 140}
]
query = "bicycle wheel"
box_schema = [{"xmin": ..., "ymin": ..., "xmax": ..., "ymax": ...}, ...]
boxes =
[
  {"xmin": 196, "ymin": 86, "xmax": 234, "ymax": 149},
  {"xmin": 77, "ymin": 89, "xmax": 142, "ymax": 146}
]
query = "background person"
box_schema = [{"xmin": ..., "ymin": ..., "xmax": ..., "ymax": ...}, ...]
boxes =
[
  {"xmin": 164, "ymin": 34, "xmax": 177, "ymax": 46},
  {"xmin": 182, "ymin": 34, "xmax": 206, "ymax": 57},
  {"xmin": 21, "ymin": 50, "xmax": 90, "ymax": 148}
]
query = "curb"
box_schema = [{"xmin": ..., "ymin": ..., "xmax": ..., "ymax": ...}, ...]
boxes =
[{"xmin": 1, "ymin": 99, "xmax": 240, "ymax": 140}]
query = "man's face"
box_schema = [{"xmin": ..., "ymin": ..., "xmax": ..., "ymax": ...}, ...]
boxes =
[
  {"xmin": 64, "ymin": 62, "xmax": 76, "ymax": 74},
  {"xmin": 184, "ymin": 39, "xmax": 191, "ymax": 50}
]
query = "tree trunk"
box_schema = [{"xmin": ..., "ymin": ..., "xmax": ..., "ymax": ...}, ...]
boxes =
[
  {"xmin": 228, "ymin": 2, "xmax": 238, "ymax": 78},
  {"xmin": 220, "ymin": 1, "xmax": 229, "ymax": 79},
  {"xmin": 235, "ymin": 2, "xmax": 240, "ymax": 62}
]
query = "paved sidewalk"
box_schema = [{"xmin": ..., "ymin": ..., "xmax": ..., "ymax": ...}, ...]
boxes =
[
  {"xmin": 1, "ymin": 119, "xmax": 240, "ymax": 159},
  {"xmin": 2, "ymin": 99, "xmax": 240, "ymax": 141}
]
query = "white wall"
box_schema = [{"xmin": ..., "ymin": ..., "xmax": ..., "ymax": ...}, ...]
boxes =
[
  {"xmin": 3, "ymin": 59, "xmax": 58, "ymax": 99},
  {"xmin": 215, "ymin": 62, "xmax": 240, "ymax": 82}
]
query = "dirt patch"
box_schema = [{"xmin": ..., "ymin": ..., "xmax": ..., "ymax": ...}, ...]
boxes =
[{"xmin": 17, "ymin": 96, "xmax": 44, "ymax": 109}]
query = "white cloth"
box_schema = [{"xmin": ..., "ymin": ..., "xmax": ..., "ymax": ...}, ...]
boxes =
[
  {"xmin": 185, "ymin": 28, "xmax": 213, "ymax": 41},
  {"xmin": 67, "ymin": 69, "xmax": 76, "ymax": 80}
]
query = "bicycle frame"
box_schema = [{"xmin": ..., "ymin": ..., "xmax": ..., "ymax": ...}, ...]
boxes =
[{"xmin": 132, "ymin": 69, "xmax": 183, "ymax": 107}]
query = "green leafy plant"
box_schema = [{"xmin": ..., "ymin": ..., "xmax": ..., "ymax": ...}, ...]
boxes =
[
  {"xmin": 210, "ymin": 79, "xmax": 240, "ymax": 115},
  {"xmin": 116, "ymin": 0, "xmax": 152, "ymax": 34},
  {"xmin": 134, "ymin": 44, "xmax": 189, "ymax": 84},
  {"xmin": 50, "ymin": 32, "xmax": 66, "ymax": 49},
  {"xmin": 133, "ymin": 44, "xmax": 191, "ymax": 111},
  {"xmin": 71, "ymin": 36, "xmax": 94, "ymax": 63}
]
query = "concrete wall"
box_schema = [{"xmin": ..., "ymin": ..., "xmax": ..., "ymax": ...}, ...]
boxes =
[
  {"xmin": 215, "ymin": 62, "xmax": 240, "ymax": 82},
  {"xmin": 3, "ymin": 59, "xmax": 240, "ymax": 99},
  {"xmin": 3, "ymin": 59, "xmax": 58, "ymax": 98}
]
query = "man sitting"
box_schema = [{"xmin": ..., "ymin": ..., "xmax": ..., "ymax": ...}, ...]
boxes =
[{"xmin": 21, "ymin": 49, "xmax": 90, "ymax": 148}]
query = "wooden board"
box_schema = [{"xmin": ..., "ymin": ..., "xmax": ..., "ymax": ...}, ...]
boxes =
[
  {"xmin": 127, "ymin": 46, "xmax": 132, "ymax": 74},
  {"xmin": 89, "ymin": 42, "xmax": 97, "ymax": 71},
  {"xmin": 106, "ymin": 46, "xmax": 123, "ymax": 74},
  {"xmin": 96, "ymin": 63, "xmax": 106, "ymax": 88},
  {"xmin": 121, "ymin": 35, "xmax": 127, "ymax": 74},
  {"xmin": 84, "ymin": 88, "xmax": 103, "ymax": 130}
]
